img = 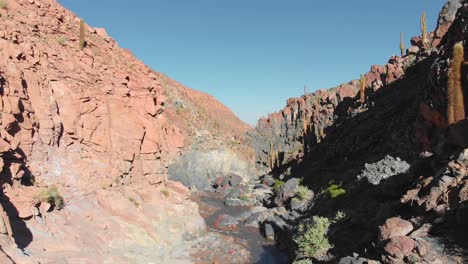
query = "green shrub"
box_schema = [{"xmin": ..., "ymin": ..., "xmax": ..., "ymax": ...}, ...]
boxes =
[
  {"xmin": 293, "ymin": 259, "xmax": 313, "ymax": 264},
  {"xmin": 291, "ymin": 197, "xmax": 300, "ymax": 204},
  {"xmin": 0, "ymin": 0, "xmax": 7, "ymax": 9},
  {"xmin": 293, "ymin": 216, "xmax": 331, "ymax": 258},
  {"xmin": 128, "ymin": 197, "xmax": 140, "ymax": 207},
  {"xmin": 324, "ymin": 181, "xmax": 346, "ymax": 198},
  {"xmin": 34, "ymin": 186, "xmax": 64, "ymax": 209},
  {"xmin": 160, "ymin": 189, "xmax": 169, "ymax": 197},
  {"xmin": 273, "ymin": 179, "xmax": 285, "ymax": 191},
  {"xmin": 57, "ymin": 36, "xmax": 67, "ymax": 46},
  {"xmin": 296, "ymin": 185, "xmax": 312, "ymax": 201},
  {"xmin": 333, "ymin": 210, "xmax": 347, "ymax": 222},
  {"xmin": 239, "ymin": 195, "xmax": 250, "ymax": 202}
]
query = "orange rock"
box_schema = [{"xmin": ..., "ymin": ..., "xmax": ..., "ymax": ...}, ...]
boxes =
[{"xmin": 0, "ymin": 139, "xmax": 10, "ymax": 153}]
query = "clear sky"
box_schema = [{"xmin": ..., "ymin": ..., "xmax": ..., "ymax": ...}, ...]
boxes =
[{"xmin": 58, "ymin": 0, "xmax": 448, "ymax": 126}]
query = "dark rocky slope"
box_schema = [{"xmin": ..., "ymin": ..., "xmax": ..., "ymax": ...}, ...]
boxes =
[{"xmin": 247, "ymin": 1, "xmax": 468, "ymax": 263}]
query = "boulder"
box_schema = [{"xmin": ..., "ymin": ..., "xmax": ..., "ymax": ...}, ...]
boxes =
[
  {"xmin": 213, "ymin": 214, "xmax": 238, "ymax": 230},
  {"xmin": 379, "ymin": 217, "xmax": 414, "ymax": 241},
  {"xmin": 228, "ymin": 173, "xmax": 243, "ymax": 187},
  {"xmin": 213, "ymin": 176, "xmax": 225, "ymax": 188},
  {"xmin": 274, "ymin": 178, "xmax": 300, "ymax": 206},
  {"xmin": 263, "ymin": 223, "xmax": 275, "ymax": 240},
  {"xmin": 227, "ymin": 188, "xmax": 241, "ymax": 199},
  {"xmin": 338, "ymin": 256, "xmax": 373, "ymax": 264},
  {"xmin": 383, "ymin": 236, "xmax": 415, "ymax": 260},
  {"xmin": 357, "ymin": 156, "xmax": 410, "ymax": 185},
  {"xmin": 262, "ymin": 175, "xmax": 275, "ymax": 187}
]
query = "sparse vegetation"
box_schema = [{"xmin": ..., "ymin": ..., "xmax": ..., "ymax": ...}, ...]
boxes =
[
  {"xmin": 273, "ymin": 179, "xmax": 285, "ymax": 191},
  {"xmin": 447, "ymin": 42, "xmax": 465, "ymax": 125},
  {"xmin": 239, "ymin": 195, "xmax": 250, "ymax": 202},
  {"xmin": 293, "ymin": 216, "xmax": 332, "ymax": 259},
  {"xmin": 128, "ymin": 197, "xmax": 140, "ymax": 207},
  {"xmin": 293, "ymin": 259, "xmax": 313, "ymax": 264},
  {"xmin": 213, "ymin": 120, "xmax": 220, "ymax": 130},
  {"xmin": 333, "ymin": 210, "xmax": 347, "ymax": 222},
  {"xmin": 324, "ymin": 181, "xmax": 346, "ymax": 198},
  {"xmin": 160, "ymin": 189, "xmax": 169, "ymax": 197},
  {"xmin": 57, "ymin": 36, "xmax": 67, "ymax": 46},
  {"xmin": 34, "ymin": 186, "xmax": 64, "ymax": 209},
  {"xmin": 0, "ymin": 0, "xmax": 7, "ymax": 9}
]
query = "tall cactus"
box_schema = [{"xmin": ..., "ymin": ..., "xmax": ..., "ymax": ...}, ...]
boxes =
[
  {"xmin": 448, "ymin": 43, "xmax": 466, "ymax": 125},
  {"xmin": 79, "ymin": 19, "xmax": 85, "ymax": 50},
  {"xmin": 420, "ymin": 12, "xmax": 427, "ymax": 47},
  {"xmin": 400, "ymin": 32, "xmax": 405, "ymax": 57},
  {"xmin": 359, "ymin": 74, "xmax": 366, "ymax": 103}
]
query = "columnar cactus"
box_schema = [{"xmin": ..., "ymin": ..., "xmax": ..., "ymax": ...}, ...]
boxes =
[
  {"xmin": 400, "ymin": 32, "xmax": 405, "ymax": 57},
  {"xmin": 79, "ymin": 19, "xmax": 85, "ymax": 50},
  {"xmin": 447, "ymin": 43, "xmax": 465, "ymax": 125},
  {"xmin": 359, "ymin": 74, "xmax": 366, "ymax": 103},
  {"xmin": 420, "ymin": 12, "xmax": 427, "ymax": 47}
]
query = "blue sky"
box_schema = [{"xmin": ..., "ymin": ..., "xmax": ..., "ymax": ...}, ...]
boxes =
[{"xmin": 59, "ymin": 0, "xmax": 447, "ymax": 125}]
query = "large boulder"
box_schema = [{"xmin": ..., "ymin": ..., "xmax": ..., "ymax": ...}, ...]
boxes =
[
  {"xmin": 379, "ymin": 217, "xmax": 414, "ymax": 241},
  {"xmin": 274, "ymin": 178, "xmax": 300, "ymax": 206},
  {"xmin": 357, "ymin": 156, "xmax": 410, "ymax": 185},
  {"xmin": 168, "ymin": 148, "xmax": 255, "ymax": 191},
  {"xmin": 383, "ymin": 236, "xmax": 415, "ymax": 262}
]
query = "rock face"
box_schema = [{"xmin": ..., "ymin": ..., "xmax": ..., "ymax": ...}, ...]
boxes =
[
  {"xmin": 168, "ymin": 148, "xmax": 255, "ymax": 191},
  {"xmin": 0, "ymin": 0, "xmax": 250, "ymax": 262},
  {"xmin": 247, "ymin": 2, "xmax": 468, "ymax": 263}
]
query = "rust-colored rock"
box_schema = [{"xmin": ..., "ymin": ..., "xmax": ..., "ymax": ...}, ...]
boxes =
[
  {"xmin": 383, "ymin": 236, "xmax": 415, "ymax": 260},
  {"xmin": 379, "ymin": 217, "xmax": 414, "ymax": 241}
]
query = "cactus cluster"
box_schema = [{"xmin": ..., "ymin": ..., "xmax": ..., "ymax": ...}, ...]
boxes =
[{"xmin": 447, "ymin": 43, "xmax": 466, "ymax": 125}]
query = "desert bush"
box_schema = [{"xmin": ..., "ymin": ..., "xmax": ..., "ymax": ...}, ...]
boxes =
[
  {"xmin": 293, "ymin": 216, "xmax": 331, "ymax": 258},
  {"xmin": 128, "ymin": 197, "xmax": 140, "ymax": 207},
  {"xmin": 293, "ymin": 259, "xmax": 313, "ymax": 264},
  {"xmin": 34, "ymin": 186, "xmax": 64, "ymax": 209},
  {"xmin": 239, "ymin": 195, "xmax": 250, "ymax": 202},
  {"xmin": 273, "ymin": 179, "xmax": 285, "ymax": 191},
  {"xmin": 324, "ymin": 181, "xmax": 346, "ymax": 198},
  {"xmin": 57, "ymin": 36, "xmax": 67, "ymax": 46},
  {"xmin": 160, "ymin": 189, "xmax": 169, "ymax": 197},
  {"xmin": 333, "ymin": 210, "xmax": 347, "ymax": 222},
  {"xmin": 0, "ymin": 0, "xmax": 7, "ymax": 9},
  {"xmin": 296, "ymin": 185, "xmax": 312, "ymax": 201}
]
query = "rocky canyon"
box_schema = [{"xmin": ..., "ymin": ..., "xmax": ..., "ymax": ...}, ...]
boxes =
[{"xmin": 0, "ymin": 0, "xmax": 466, "ymax": 264}]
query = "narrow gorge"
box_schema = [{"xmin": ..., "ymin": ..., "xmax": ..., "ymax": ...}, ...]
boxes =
[{"xmin": 0, "ymin": 0, "xmax": 466, "ymax": 264}]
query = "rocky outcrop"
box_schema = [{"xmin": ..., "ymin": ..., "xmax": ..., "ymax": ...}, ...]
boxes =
[
  {"xmin": 168, "ymin": 148, "xmax": 256, "ymax": 191},
  {"xmin": 0, "ymin": 0, "xmax": 250, "ymax": 262},
  {"xmin": 247, "ymin": 1, "xmax": 468, "ymax": 263},
  {"xmin": 249, "ymin": 52, "xmax": 415, "ymax": 174}
]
